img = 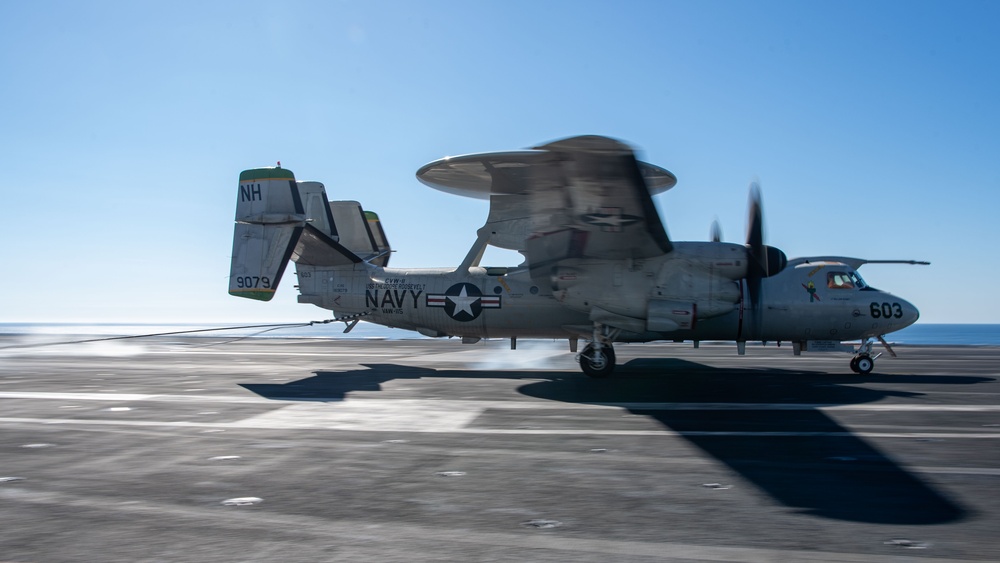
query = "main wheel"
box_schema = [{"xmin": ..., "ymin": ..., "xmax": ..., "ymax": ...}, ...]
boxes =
[
  {"xmin": 580, "ymin": 344, "xmax": 616, "ymax": 378},
  {"xmin": 849, "ymin": 356, "xmax": 860, "ymax": 373},
  {"xmin": 855, "ymin": 355, "xmax": 874, "ymax": 375}
]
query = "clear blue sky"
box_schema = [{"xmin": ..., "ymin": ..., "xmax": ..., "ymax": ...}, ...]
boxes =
[{"xmin": 2, "ymin": 1, "xmax": 998, "ymax": 323}]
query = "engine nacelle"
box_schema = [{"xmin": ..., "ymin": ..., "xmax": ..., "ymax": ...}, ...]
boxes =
[
  {"xmin": 550, "ymin": 267, "xmax": 584, "ymax": 291},
  {"xmin": 647, "ymin": 299, "xmax": 696, "ymax": 332}
]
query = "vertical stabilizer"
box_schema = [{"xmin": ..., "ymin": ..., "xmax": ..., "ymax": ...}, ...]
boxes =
[
  {"xmin": 329, "ymin": 201, "xmax": 376, "ymax": 256},
  {"xmin": 366, "ymin": 211, "xmax": 391, "ymax": 267},
  {"xmin": 296, "ymin": 181, "xmax": 337, "ymax": 237},
  {"xmin": 327, "ymin": 201, "xmax": 392, "ymax": 265},
  {"xmin": 229, "ymin": 168, "xmax": 304, "ymax": 301}
]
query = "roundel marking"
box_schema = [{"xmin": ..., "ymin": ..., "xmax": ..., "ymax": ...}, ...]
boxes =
[
  {"xmin": 425, "ymin": 282, "xmax": 501, "ymax": 322},
  {"xmin": 580, "ymin": 206, "xmax": 641, "ymax": 232}
]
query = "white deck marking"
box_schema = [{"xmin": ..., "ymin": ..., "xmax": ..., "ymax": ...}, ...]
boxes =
[
  {"xmin": 230, "ymin": 400, "xmax": 483, "ymax": 432},
  {"xmin": 0, "ymin": 392, "xmax": 153, "ymax": 401},
  {"xmin": 1, "ymin": 413, "xmax": 1000, "ymax": 440},
  {"xmin": 6, "ymin": 392, "xmax": 1000, "ymax": 412},
  {"xmin": 4, "ymin": 393, "xmax": 1000, "ymax": 437}
]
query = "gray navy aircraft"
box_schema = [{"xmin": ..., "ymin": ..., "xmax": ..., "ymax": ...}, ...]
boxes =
[{"xmin": 229, "ymin": 135, "xmax": 925, "ymax": 376}]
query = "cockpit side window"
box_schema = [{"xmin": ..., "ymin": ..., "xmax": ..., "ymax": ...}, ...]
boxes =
[
  {"xmin": 827, "ymin": 271, "xmax": 855, "ymax": 289},
  {"xmin": 848, "ymin": 270, "xmax": 867, "ymax": 289}
]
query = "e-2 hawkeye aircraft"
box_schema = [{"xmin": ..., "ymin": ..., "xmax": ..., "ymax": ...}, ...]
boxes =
[{"xmin": 229, "ymin": 135, "xmax": 926, "ymax": 376}]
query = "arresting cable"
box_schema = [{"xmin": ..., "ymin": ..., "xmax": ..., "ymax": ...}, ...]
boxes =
[{"xmin": 0, "ymin": 319, "xmax": 345, "ymax": 351}]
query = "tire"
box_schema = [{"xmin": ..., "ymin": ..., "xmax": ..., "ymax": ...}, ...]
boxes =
[
  {"xmin": 856, "ymin": 355, "xmax": 874, "ymax": 375},
  {"xmin": 849, "ymin": 357, "xmax": 860, "ymax": 374},
  {"xmin": 580, "ymin": 344, "xmax": 616, "ymax": 378}
]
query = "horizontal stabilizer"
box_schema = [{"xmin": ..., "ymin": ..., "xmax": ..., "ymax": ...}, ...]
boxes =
[{"xmin": 292, "ymin": 225, "xmax": 362, "ymax": 267}]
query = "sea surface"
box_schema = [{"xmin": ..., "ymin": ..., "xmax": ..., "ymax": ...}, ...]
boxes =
[{"xmin": 1, "ymin": 322, "xmax": 998, "ymax": 346}]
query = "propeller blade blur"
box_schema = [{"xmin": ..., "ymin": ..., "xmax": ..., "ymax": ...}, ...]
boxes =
[{"xmin": 710, "ymin": 219, "xmax": 723, "ymax": 243}]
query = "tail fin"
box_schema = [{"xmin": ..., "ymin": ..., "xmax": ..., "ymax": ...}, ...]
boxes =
[
  {"xmin": 366, "ymin": 211, "xmax": 391, "ymax": 267},
  {"xmin": 297, "ymin": 183, "xmax": 391, "ymax": 265},
  {"xmin": 328, "ymin": 202, "xmax": 392, "ymax": 267},
  {"xmin": 229, "ymin": 168, "xmax": 389, "ymax": 301},
  {"xmin": 229, "ymin": 168, "xmax": 304, "ymax": 301}
]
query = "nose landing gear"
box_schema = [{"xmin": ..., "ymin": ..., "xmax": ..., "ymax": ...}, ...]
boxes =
[
  {"xmin": 850, "ymin": 336, "xmax": 893, "ymax": 374},
  {"xmin": 850, "ymin": 354, "xmax": 874, "ymax": 374}
]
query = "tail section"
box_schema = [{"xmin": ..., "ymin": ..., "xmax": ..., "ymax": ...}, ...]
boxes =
[
  {"xmin": 328, "ymin": 202, "xmax": 392, "ymax": 267},
  {"xmin": 229, "ymin": 168, "xmax": 304, "ymax": 301},
  {"xmin": 229, "ymin": 167, "xmax": 391, "ymax": 301},
  {"xmin": 365, "ymin": 210, "xmax": 391, "ymax": 267}
]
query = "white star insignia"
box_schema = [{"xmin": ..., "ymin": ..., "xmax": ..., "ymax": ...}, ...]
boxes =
[
  {"xmin": 447, "ymin": 285, "xmax": 480, "ymax": 317},
  {"xmin": 588, "ymin": 214, "xmax": 629, "ymax": 227}
]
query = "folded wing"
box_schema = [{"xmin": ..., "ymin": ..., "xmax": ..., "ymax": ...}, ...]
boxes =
[{"xmin": 416, "ymin": 135, "xmax": 676, "ymax": 270}]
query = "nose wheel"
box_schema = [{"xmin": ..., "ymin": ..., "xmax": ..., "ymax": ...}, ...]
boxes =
[
  {"xmin": 850, "ymin": 354, "xmax": 874, "ymax": 374},
  {"xmin": 849, "ymin": 337, "xmax": 882, "ymax": 374}
]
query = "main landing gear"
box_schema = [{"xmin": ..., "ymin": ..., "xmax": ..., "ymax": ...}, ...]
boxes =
[
  {"xmin": 580, "ymin": 343, "xmax": 616, "ymax": 377},
  {"xmin": 578, "ymin": 323, "xmax": 620, "ymax": 378}
]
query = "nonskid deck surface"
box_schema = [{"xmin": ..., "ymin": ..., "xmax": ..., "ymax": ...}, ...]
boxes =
[{"xmin": 1, "ymin": 338, "xmax": 998, "ymax": 562}]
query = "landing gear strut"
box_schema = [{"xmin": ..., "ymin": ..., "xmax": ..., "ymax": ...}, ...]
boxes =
[
  {"xmin": 849, "ymin": 338, "xmax": 880, "ymax": 375},
  {"xmin": 578, "ymin": 323, "xmax": 619, "ymax": 378}
]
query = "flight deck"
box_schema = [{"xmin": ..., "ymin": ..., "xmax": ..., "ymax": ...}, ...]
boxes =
[{"xmin": 0, "ymin": 338, "xmax": 998, "ymax": 561}]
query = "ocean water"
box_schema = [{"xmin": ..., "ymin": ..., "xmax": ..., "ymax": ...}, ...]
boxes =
[
  {"xmin": 1, "ymin": 322, "xmax": 998, "ymax": 345},
  {"xmin": 888, "ymin": 324, "xmax": 1000, "ymax": 346}
]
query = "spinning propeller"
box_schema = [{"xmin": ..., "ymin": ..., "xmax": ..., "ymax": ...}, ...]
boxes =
[
  {"xmin": 743, "ymin": 182, "xmax": 787, "ymax": 309},
  {"xmin": 709, "ymin": 218, "xmax": 723, "ymax": 243}
]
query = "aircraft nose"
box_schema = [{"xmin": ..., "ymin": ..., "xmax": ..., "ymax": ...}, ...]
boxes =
[
  {"xmin": 868, "ymin": 293, "xmax": 919, "ymax": 332},
  {"xmin": 898, "ymin": 297, "xmax": 920, "ymax": 328}
]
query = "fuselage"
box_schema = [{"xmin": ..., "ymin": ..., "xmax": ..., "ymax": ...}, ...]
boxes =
[{"xmin": 294, "ymin": 249, "xmax": 919, "ymax": 344}]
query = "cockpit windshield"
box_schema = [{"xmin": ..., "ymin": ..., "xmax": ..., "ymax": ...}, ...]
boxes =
[{"xmin": 827, "ymin": 270, "xmax": 867, "ymax": 290}]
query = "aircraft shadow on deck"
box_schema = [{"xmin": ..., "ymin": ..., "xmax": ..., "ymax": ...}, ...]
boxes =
[
  {"xmin": 242, "ymin": 359, "xmax": 994, "ymax": 525},
  {"xmin": 240, "ymin": 364, "xmax": 520, "ymax": 401}
]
